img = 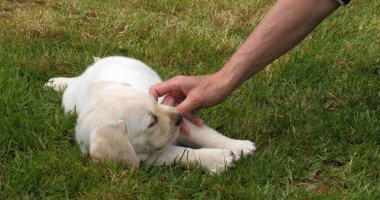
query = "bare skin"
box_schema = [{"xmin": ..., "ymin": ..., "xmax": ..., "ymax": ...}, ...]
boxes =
[{"xmin": 149, "ymin": 0, "xmax": 341, "ymax": 133}]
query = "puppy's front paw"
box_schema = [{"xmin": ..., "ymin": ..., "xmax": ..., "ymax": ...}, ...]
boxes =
[
  {"xmin": 198, "ymin": 149, "xmax": 235, "ymax": 174},
  {"xmin": 228, "ymin": 140, "xmax": 256, "ymax": 161}
]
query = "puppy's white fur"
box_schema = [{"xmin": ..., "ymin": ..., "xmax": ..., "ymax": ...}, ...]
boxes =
[{"xmin": 46, "ymin": 56, "xmax": 256, "ymax": 173}]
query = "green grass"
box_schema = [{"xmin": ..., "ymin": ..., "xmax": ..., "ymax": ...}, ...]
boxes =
[{"xmin": 1, "ymin": 0, "xmax": 379, "ymax": 198}]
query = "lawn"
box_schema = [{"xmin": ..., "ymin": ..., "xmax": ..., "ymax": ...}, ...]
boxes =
[{"xmin": 1, "ymin": 0, "xmax": 379, "ymax": 199}]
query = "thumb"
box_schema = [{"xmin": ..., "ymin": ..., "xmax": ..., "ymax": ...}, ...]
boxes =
[
  {"xmin": 149, "ymin": 82, "xmax": 171, "ymax": 101},
  {"xmin": 148, "ymin": 85, "xmax": 160, "ymax": 101}
]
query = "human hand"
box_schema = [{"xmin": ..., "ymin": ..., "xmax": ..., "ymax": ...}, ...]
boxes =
[
  {"xmin": 149, "ymin": 73, "xmax": 233, "ymax": 133},
  {"xmin": 159, "ymin": 94, "xmax": 203, "ymax": 134}
]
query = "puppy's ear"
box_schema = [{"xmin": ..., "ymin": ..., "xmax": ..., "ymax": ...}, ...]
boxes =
[{"xmin": 90, "ymin": 120, "xmax": 139, "ymax": 169}]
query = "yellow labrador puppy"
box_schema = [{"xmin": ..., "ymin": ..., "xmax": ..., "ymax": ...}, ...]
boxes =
[{"xmin": 46, "ymin": 56, "xmax": 256, "ymax": 173}]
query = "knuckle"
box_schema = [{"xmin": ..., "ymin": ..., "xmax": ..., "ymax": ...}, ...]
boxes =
[
  {"xmin": 191, "ymin": 93, "xmax": 202, "ymax": 102},
  {"xmin": 173, "ymin": 76, "xmax": 184, "ymax": 82}
]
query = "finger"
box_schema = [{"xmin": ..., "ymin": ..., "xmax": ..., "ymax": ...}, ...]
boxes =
[
  {"xmin": 176, "ymin": 98, "xmax": 197, "ymax": 116},
  {"xmin": 184, "ymin": 113, "xmax": 203, "ymax": 126},
  {"xmin": 149, "ymin": 78, "xmax": 178, "ymax": 100},
  {"xmin": 148, "ymin": 85, "xmax": 160, "ymax": 101},
  {"xmin": 180, "ymin": 121, "xmax": 190, "ymax": 134},
  {"xmin": 161, "ymin": 95, "xmax": 176, "ymax": 106},
  {"xmin": 149, "ymin": 83, "xmax": 170, "ymax": 101}
]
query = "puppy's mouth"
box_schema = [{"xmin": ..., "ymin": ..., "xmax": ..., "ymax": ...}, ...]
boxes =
[
  {"xmin": 170, "ymin": 126, "xmax": 180, "ymax": 141},
  {"xmin": 169, "ymin": 113, "xmax": 182, "ymax": 142},
  {"xmin": 147, "ymin": 126, "xmax": 179, "ymax": 152}
]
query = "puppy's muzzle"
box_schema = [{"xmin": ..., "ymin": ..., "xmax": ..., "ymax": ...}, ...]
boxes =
[{"xmin": 175, "ymin": 114, "xmax": 182, "ymax": 126}]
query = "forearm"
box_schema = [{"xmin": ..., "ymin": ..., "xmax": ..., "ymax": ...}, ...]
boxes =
[{"xmin": 217, "ymin": 0, "xmax": 340, "ymax": 91}]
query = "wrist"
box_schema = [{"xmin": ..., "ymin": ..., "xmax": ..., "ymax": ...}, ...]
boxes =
[
  {"xmin": 216, "ymin": 54, "xmax": 262, "ymax": 90},
  {"xmin": 213, "ymin": 68, "xmax": 241, "ymax": 95}
]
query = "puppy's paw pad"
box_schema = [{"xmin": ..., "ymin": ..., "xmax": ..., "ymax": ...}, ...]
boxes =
[
  {"xmin": 44, "ymin": 77, "xmax": 69, "ymax": 92},
  {"xmin": 229, "ymin": 140, "xmax": 256, "ymax": 161},
  {"xmin": 44, "ymin": 78, "xmax": 56, "ymax": 88},
  {"xmin": 200, "ymin": 149, "xmax": 235, "ymax": 174}
]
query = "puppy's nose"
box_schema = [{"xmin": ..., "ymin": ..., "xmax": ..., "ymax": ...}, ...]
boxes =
[{"xmin": 175, "ymin": 113, "xmax": 182, "ymax": 126}]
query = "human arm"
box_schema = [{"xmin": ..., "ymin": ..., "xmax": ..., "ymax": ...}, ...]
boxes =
[
  {"xmin": 215, "ymin": 0, "xmax": 341, "ymax": 91},
  {"xmin": 150, "ymin": 0, "xmax": 341, "ymax": 132}
]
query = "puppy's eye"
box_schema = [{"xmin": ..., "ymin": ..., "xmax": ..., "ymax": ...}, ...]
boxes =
[{"xmin": 148, "ymin": 115, "xmax": 158, "ymax": 128}]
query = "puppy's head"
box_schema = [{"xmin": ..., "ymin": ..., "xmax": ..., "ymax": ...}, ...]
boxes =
[
  {"xmin": 119, "ymin": 88, "xmax": 182, "ymax": 153},
  {"xmin": 87, "ymin": 82, "xmax": 182, "ymax": 167}
]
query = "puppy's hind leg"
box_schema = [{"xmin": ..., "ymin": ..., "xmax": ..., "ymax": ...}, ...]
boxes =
[{"xmin": 45, "ymin": 77, "xmax": 78, "ymax": 92}]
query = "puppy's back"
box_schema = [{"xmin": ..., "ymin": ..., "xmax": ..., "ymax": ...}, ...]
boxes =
[
  {"xmin": 62, "ymin": 56, "xmax": 162, "ymax": 113},
  {"xmin": 86, "ymin": 56, "xmax": 162, "ymax": 90}
]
